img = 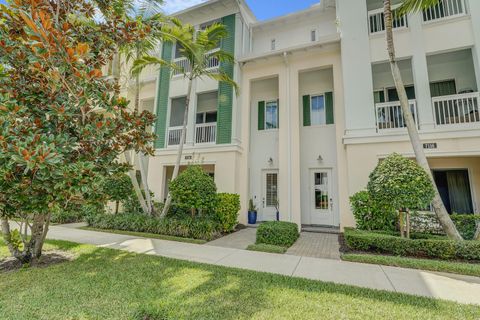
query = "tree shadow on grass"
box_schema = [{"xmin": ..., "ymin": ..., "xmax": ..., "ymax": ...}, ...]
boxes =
[{"xmin": 0, "ymin": 243, "xmax": 479, "ymax": 320}]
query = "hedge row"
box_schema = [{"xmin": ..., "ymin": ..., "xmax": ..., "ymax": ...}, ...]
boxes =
[
  {"xmin": 411, "ymin": 212, "xmax": 479, "ymax": 240},
  {"xmin": 256, "ymin": 221, "xmax": 299, "ymax": 247},
  {"xmin": 344, "ymin": 228, "xmax": 480, "ymax": 261},
  {"xmin": 86, "ymin": 213, "xmax": 222, "ymax": 241}
]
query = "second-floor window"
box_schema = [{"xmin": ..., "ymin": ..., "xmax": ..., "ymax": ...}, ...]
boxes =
[
  {"xmin": 265, "ymin": 101, "xmax": 278, "ymax": 129},
  {"xmin": 271, "ymin": 39, "xmax": 276, "ymax": 51},
  {"xmin": 311, "ymin": 30, "xmax": 317, "ymax": 42},
  {"xmin": 311, "ymin": 95, "xmax": 325, "ymax": 125},
  {"xmin": 196, "ymin": 111, "xmax": 217, "ymax": 124}
]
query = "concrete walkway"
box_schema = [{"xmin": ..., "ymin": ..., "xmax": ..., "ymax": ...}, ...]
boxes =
[
  {"xmin": 207, "ymin": 228, "xmax": 256, "ymax": 249},
  {"xmin": 287, "ymin": 232, "xmax": 341, "ymax": 260},
  {"xmin": 44, "ymin": 223, "xmax": 480, "ymax": 305}
]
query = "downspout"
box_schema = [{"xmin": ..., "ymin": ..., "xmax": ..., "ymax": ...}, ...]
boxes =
[{"xmin": 283, "ymin": 51, "xmax": 292, "ymax": 223}]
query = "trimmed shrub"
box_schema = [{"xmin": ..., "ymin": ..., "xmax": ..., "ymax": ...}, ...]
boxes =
[
  {"xmin": 367, "ymin": 154, "xmax": 435, "ymax": 211},
  {"xmin": 411, "ymin": 212, "xmax": 479, "ymax": 240},
  {"xmin": 214, "ymin": 193, "xmax": 240, "ymax": 233},
  {"xmin": 350, "ymin": 190, "xmax": 396, "ymax": 231},
  {"xmin": 256, "ymin": 221, "xmax": 299, "ymax": 247},
  {"xmin": 50, "ymin": 203, "xmax": 104, "ymax": 224},
  {"xmin": 169, "ymin": 166, "xmax": 217, "ymax": 216},
  {"xmin": 344, "ymin": 228, "xmax": 480, "ymax": 261},
  {"xmin": 86, "ymin": 213, "xmax": 221, "ymax": 241}
]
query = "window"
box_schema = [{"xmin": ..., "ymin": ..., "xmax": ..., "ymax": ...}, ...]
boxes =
[
  {"xmin": 311, "ymin": 95, "xmax": 326, "ymax": 125},
  {"xmin": 265, "ymin": 101, "xmax": 278, "ymax": 129},
  {"xmin": 271, "ymin": 39, "xmax": 276, "ymax": 51},
  {"xmin": 311, "ymin": 29, "xmax": 317, "ymax": 42},
  {"xmin": 433, "ymin": 170, "xmax": 473, "ymax": 214},
  {"xmin": 266, "ymin": 173, "xmax": 278, "ymax": 207},
  {"xmin": 196, "ymin": 111, "xmax": 217, "ymax": 124},
  {"xmin": 141, "ymin": 98, "xmax": 155, "ymax": 113},
  {"xmin": 386, "ymin": 85, "xmax": 416, "ymax": 102},
  {"xmin": 174, "ymin": 42, "xmax": 184, "ymax": 59}
]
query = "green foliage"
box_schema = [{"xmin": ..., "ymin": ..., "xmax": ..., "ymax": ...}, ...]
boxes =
[
  {"xmin": 102, "ymin": 174, "xmax": 135, "ymax": 203},
  {"xmin": 246, "ymin": 243, "xmax": 287, "ymax": 254},
  {"xmin": 169, "ymin": 166, "xmax": 217, "ymax": 216},
  {"xmin": 50, "ymin": 203, "xmax": 104, "ymax": 224},
  {"xmin": 248, "ymin": 198, "xmax": 257, "ymax": 212},
  {"xmin": 0, "ymin": 0, "xmax": 155, "ymax": 261},
  {"xmin": 256, "ymin": 221, "xmax": 299, "ymax": 247},
  {"xmin": 367, "ymin": 154, "xmax": 435, "ymax": 211},
  {"xmin": 411, "ymin": 212, "xmax": 479, "ymax": 240},
  {"xmin": 86, "ymin": 213, "xmax": 221, "ymax": 241},
  {"xmin": 344, "ymin": 228, "xmax": 480, "ymax": 261},
  {"xmin": 350, "ymin": 190, "xmax": 396, "ymax": 231},
  {"xmin": 214, "ymin": 193, "xmax": 240, "ymax": 233}
]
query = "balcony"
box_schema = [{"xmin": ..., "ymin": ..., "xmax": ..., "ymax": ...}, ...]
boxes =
[
  {"xmin": 422, "ymin": 0, "xmax": 467, "ymax": 23},
  {"xmin": 368, "ymin": 5, "xmax": 408, "ymax": 35},
  {"xmin": 167, "ymin": 126, "xmax": 184, "ymax": 146},
  {"xmin": 195, "ymin": 123, "xmax": 217, "ymax": 144},
  {"xmin": 375, "ymin": 100, "xmax": 418, "ymax": 132},
  {"xmin": 433, "ymin": 92, "xmax": 480, "ymax": 127},
  {"xmin": 172, "ymin": 49, "xmax": 220, "ymax": 76}
]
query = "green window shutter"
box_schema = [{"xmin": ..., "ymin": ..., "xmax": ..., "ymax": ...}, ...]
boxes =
[
  {"xmin": 216, "ymin": 14, "xmax": 236, "ymax": 144},
  {"xmin": 303, "ymin": 95, "xmax": 311, "ymax": 126},
  {"xmin": 154, "ymin": 41, "xmax": 173, "ymax": 149},
  {"xmin": 430, "ymin": 80, "xmax": 456, "ymax": 97},
  {"xmin": 276, "ymin": 99, "xmax": 279, "ymax": 129},
  {"xmin": 325, "ymin": 92, "xmax": 334, "ymax": 125},
  {"xmin": 258, "ymin": 101, "xmax": 265, "ymax": 131}
]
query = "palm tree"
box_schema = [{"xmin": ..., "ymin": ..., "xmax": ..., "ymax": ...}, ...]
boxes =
[
  {"xmin": 384, "ymin": 0, "xmax": 462, "ymax": 240},
  {"xmin": 133, "ymin": 19, "xmax": 239, "ymax": 217}
]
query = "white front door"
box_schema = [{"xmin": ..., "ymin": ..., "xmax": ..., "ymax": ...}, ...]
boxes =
[
  {"xmin": 261, "ymin": 170, "xmax": 278, "ymax": 221},
  {"xmin": 310, "ymin": 169, "xmax": 334, "ymax": 226}
]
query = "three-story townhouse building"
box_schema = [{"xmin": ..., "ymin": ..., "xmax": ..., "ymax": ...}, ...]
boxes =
[{"xmin": 127, "ymin": 0, "xmax": 480, "ymax": 230}]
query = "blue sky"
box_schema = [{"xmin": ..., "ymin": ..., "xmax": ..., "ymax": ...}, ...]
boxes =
[{"xmin": 0, "ymin": 0, "xmax": 321, "ymax": 21}]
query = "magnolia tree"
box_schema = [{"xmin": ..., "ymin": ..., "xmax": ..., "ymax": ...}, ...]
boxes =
[
  {"xmin": 0, "ymin": 0, "xmax": 155, "ymax": 264},
  {"xmin": 367, "ymin": 153, "xmax": 435, "ymax": 238}
]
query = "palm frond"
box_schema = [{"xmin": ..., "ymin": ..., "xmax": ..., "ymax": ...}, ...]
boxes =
[
  {"xmin": 397, "ymin": 0, "xmax": 441, "ymax": 15},
  {"xmin": 131, "ymin": 55, "xmax": 179, "ymax": 76},
  {"xmin": 204, "ymin": 70, "xmax": 239, "ymax": 96},
  {"xmin": 136, "ymin": 0, "xmax": 164, "ymax": 19}
]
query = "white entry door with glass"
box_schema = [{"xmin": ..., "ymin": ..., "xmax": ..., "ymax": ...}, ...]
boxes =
[
  {"xmin": 310, "ymin": 169, "xmax": 334, "ymax": 226},
  {"xmin": 262, "ymin": 170, "xmax": 278, "ymax": 221}
]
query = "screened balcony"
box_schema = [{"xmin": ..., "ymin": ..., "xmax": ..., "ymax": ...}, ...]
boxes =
[
  {"xmin": 195, "ymin": 91, "xmax": 218, "ymax": 144},
  {"xmin": 168, "ymin": 97, "xmax": 186, "ymax": 146}
]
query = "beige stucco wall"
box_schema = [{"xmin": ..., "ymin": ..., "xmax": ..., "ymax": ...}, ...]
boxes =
[{"xmin": 345, "ymin": 135, "xmax": 480, "ymax": 227}]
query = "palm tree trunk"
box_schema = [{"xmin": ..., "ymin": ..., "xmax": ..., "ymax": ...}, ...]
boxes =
[
  {"xmin": 160, "ymin": 77, "xmax": 193, "ymax": 218},
  {"xmin": 383, "ymin": 0, "xmax": 462, "ymax": 240},
  {"xmin": 125, "ymin": 151, "xmax": 150, "ymax": 214}
]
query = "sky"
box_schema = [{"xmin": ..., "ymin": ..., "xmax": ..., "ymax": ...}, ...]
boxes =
[{"xmin": 0, "ymin": 0, "xmax": 321, "ymax": 21}]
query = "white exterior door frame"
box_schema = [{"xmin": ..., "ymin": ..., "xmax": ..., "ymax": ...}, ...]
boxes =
[
  {"xmin": 309, "ymin": 168, "xmax": 335, "ymax": 226},
  {"xmin": 261, "ymin": 169, "xmax": 279, "ymax": 221}
]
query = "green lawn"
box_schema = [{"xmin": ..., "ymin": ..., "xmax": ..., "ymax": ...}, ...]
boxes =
[
  {"xmin": 80, "ymin": 226, "xmax": 207, "ymax": 244},
  {"xmin": 247, "ymin": 243, "xmax": 287, "ymax": 254},
  {"xmin": 1, "ymin": 240, "xmax": 479, "ymax": 319},
  {"xmin": 342, "ymin": 253, "xmax": 480, "ymax": 277}
]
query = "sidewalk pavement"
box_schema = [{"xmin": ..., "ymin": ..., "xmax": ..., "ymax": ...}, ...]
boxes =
[{"xmin": 45, "ymin": 223, "xmax": 480, "ymax": 305}]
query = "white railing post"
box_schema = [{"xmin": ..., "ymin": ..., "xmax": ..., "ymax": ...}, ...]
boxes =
[
  {"xmin": 375, "ymin": 100, "xmax": 418, "ymax": 132},
  {"xmin": 432, "ymin": 92, "xmax": 480, "ymax": 126},
  {"xmin": 423, "ymin": 0, "xmax": 466, "ymax": 23},
  {"xmin": 167, "ymin": 126, "xmax": 184, "ymax": 146},
  {"xmin": 368, "ymin": 5, "xmax": 408, "ymax": 34},
  {"xmin": 195, "ymin": 123, "xmax": 217, "ymax": 144}
]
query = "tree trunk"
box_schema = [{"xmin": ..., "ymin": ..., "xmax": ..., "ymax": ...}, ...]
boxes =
[
  {"xmin": 115, "ymin": 201, "xmax": 119, "ymax": 214},
  {"xmin": 474, "ymin": 218, "xmax": 480, "ymax": 240},
  {"xmin": 125, "ymin": 151, "xmax": 150, "ymax": 214},
  {"xmin": 138, "ymin": 152, "xmax": 154, "ymax": 215},
  {"xmin": 383, "ymin": 0, "xmax": 462, "ymax": 240},
  {"xmin": 161, "ymin": 78, "xmax": 193, "ymax": 218},
  {"xmin": 398, "ymin": 210, "xmax": 405, "ymax": 238}
]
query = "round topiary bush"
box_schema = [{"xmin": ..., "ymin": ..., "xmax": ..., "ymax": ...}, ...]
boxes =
[
  {"xmin": 350, "ymin": 190, "xmax": 396, "ymax": 231},
  {"xmin": 367, "ymin": 153, "xmax": 435, "ymax": 237},
  {"xmin": 169, "ymin": 165, "xmax": 217, "ymax": 217}
]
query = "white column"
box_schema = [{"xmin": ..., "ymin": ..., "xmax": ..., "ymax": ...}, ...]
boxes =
[
  {"xmin": 278, "ymin": 67, "xmax": 290, "ymax": 222},
  {"xmin": 409, "ymin": 14, "xmax": 435, "ymax": 130},
  {"xmin": 185, "ymin": 78, "xmax": 197, "ymax": 146},
  {"xmin": 337, "ymin": 0, "xmax": 377, "ymax": 136},
  {"xmin": 469, "ymin": 0, "xmax": 480, "ymax": 90}
]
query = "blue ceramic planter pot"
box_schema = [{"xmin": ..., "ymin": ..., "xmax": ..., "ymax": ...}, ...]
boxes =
[{"xmin": 248, "ymin": 211, "xmax": 257, "ymax": 224}]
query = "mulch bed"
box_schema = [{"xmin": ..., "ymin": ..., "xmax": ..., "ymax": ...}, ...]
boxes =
[{"xmin": 0, "ymin": 250, "xmax": 76, "ymax": 273}]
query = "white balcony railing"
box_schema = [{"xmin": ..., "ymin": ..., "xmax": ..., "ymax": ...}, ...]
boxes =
[
  {"xmin": 195, "ymin": 123, "xmax": 217, "ymax": 144},
  {"xmin": 172, "ymin": 49, "xmax": 220, "ymax": 76},
  {"xmin": 423, "ymin": 0, "xmax": 467, "ymax": 23},
  {"xmin": 375, "ymin": 100, "xmax": 418, "ymax": 131},
  {"xmin": 433, "ymin": 92, "xmax": 480, "ymax": 126},
  {"xmin": 368, "ymin": 6, "xmax": 408, "ymax": 34},
  {"xmin": 167, "ymin": 126, "xmax": 184, "ymax": 146}
]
